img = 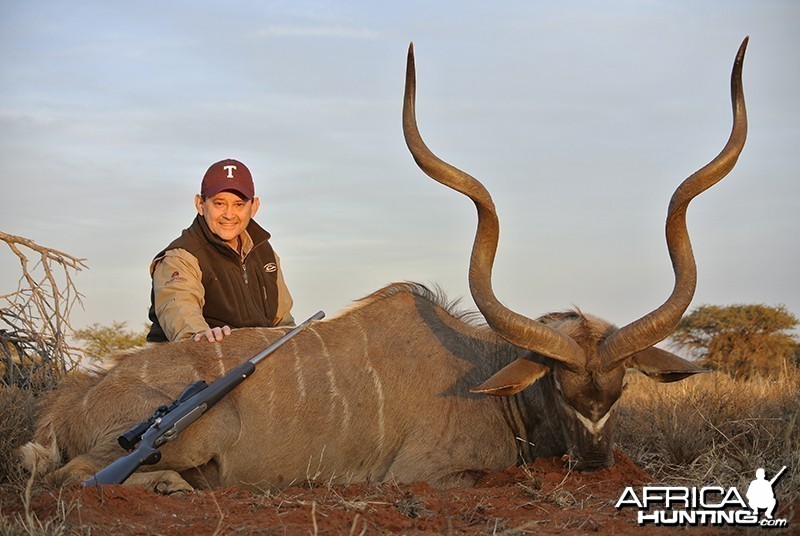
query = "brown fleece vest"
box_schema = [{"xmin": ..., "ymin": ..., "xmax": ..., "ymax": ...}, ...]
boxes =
[{"xmin": 147, "ymin": 215, "xmax": 280, "ymax": 342}]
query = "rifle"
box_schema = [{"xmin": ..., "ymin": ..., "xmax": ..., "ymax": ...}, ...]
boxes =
[
  {"xmin": 82, "ymin": 311, "xmax": 325, "ymax": 487},
  {"xmin": 769, "ymin": 466, "xmax": 787, "ymax": 486}
]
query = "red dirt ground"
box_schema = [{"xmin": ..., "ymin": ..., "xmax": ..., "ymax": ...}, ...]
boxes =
[{"xmin": 4, "ymin": 451, "xmax": 796, "ymax": 534}]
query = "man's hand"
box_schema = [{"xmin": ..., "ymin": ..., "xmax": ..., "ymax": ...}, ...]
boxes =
[{"xmin": 194, "ymin": 326, "xmax": 232, "ymax": 343}]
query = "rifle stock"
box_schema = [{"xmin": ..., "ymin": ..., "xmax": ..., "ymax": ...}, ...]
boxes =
[
  {"xmin": 82, "ymin": 311, "xmax": 324, "ymax": 487},
  {"xmin": 83, "ymin": 439, "xmax": 162, "ymax": 486}
]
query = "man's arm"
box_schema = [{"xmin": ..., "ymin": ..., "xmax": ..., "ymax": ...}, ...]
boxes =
[{"xmin": 151, "ymin": 249, "xmax": 220, "ymax": 342}]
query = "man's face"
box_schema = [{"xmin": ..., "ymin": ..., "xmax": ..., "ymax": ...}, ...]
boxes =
[{"xmin": 195, "ymin": 191, "xmax": 260, "ymax": 249}]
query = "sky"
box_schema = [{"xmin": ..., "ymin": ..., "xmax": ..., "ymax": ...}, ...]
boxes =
[{"xmin": 1, "ymin": 1, "xmax": 798, "ymax": 340}]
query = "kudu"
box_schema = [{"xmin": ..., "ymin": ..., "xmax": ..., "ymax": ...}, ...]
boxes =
[{"xmin": 18, "ymin": 38, "xmax": 748, "ymax": 493}]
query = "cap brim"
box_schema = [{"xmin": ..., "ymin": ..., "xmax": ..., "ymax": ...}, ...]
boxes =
[{"xmin": 202, "ymin": 186, "xmax": 254, "ymax": 200}]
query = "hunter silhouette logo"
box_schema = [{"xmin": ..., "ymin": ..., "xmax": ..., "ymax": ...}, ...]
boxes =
[
  {"xmin": 616, "ymin": 465, "xmax": 789, "ymax": 528},
  {"xmin": 746, "ymin": 467, "xmax": 785, "ymax": 520}
]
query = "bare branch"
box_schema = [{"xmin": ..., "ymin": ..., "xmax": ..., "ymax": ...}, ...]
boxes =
[{"xmin": 0, "ymin": 231, "xmax": 88, "ymax": 389}]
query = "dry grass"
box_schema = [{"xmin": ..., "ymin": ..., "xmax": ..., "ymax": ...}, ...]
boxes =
[
  {"xmin": 0, "ymin": 387, "xmax": 37, "ymax": 482},
  {"xmin": 616, "ymin": 369, "xmax": 799, "ymax": 504}
]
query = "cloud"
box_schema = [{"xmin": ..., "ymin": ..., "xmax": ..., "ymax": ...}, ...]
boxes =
[{"xmin": 251, "ymin": 26, "xmax": 380, "ymax": 40}]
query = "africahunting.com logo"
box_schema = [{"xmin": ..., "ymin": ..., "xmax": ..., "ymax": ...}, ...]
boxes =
[{"xmin": 615, "ymin": 466, "xmax": 789, "ymax": 528}]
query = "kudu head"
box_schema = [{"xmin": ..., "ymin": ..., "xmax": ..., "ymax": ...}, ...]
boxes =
[{"xmin": 403, "ymin": 38, "xmax": 748, "ymax": 470}]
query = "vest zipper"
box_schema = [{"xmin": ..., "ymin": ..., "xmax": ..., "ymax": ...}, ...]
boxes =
[{"xmin": 241, "ymin": 261, "xmax": 249, "ymax": 284}]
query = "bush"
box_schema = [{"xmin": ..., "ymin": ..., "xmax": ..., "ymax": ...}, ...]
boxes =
[
  {"xmin": 671, "ymin": 304, "xmax": 799, "ymax": 379},
  {"xmin": 74, "ymin": 321, "xmax": 149, "ymax": 361}
]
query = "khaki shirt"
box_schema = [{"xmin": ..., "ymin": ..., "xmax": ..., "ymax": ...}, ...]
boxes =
[{"xmin": 150, "ymin": 231, "xmax": 294, "ymax": 341}]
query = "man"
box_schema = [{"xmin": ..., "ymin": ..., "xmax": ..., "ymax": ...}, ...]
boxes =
[
  {"xmin": 746, "ymin": 467, "xmax": 778, "ymax": 520},
  {"xmin": 147, "ymin": 158, "xmax": 294, "ymax": 343}
]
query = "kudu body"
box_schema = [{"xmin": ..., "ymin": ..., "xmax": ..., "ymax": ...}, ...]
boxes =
[{"xmin": 19, "ymin": 39, "xmax": 748, "ymax": 492}]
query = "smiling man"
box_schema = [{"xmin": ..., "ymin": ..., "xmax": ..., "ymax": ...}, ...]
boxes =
[{"xmin": 147, "ymin": 159, "xmax": 294, "ymax": 343}]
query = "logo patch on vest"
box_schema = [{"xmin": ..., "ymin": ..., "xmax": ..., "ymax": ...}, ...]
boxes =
[
  {"xmin": 264, "ymin": 263, "xmax": 277, "ymax": 273},
  {"xmin": 166, "ymin": 270, "xmax": 188, "ymax": 285}
]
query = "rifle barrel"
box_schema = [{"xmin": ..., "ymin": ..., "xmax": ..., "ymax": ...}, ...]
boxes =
[
  {"xmin": 769, "ymin": 466, "xmax": 787, "ymax": 486},
  {"xmin": 249, "ymin": 310, "xmax": 325, "ymax": 365}
]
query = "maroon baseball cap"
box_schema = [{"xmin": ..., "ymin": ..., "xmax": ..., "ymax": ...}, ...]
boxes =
[{"xmin": 200, "ymin": 158, "xmax": 255, "ymax": 200}]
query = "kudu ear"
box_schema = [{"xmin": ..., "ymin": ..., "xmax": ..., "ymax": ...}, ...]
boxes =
[
  {"xmin": 470, "ymin": 358, "xmax": 550, "ymax": 396},
  {"xmin": 628, "ymin": 346, "xmax": 708, "ymax": 383}
]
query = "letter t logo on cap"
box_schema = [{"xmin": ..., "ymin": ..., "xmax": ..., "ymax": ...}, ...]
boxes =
[{"xmin": 223, "ymin": 165, "xmax": 237, "ymax": 178}]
